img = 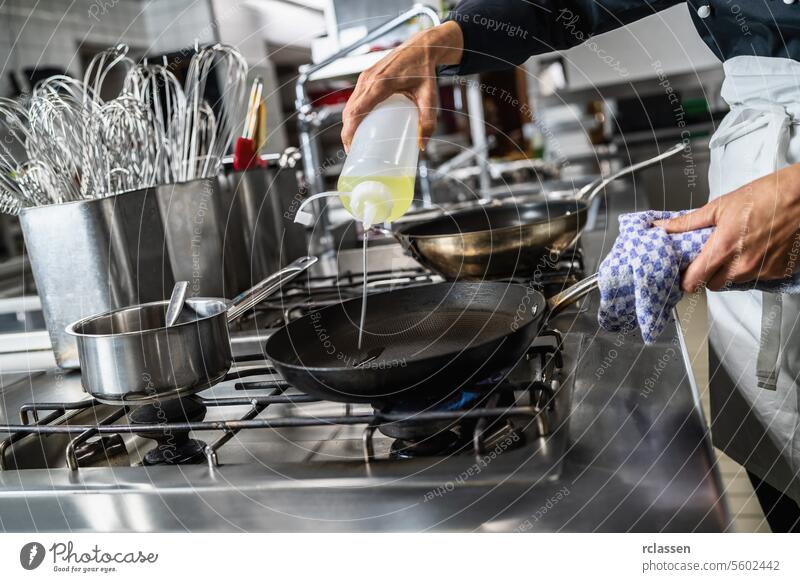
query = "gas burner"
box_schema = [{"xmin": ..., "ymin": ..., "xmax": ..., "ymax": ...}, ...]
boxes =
[
  {"xmin": 390, "ymin": 431, "xmax": 462, "ymax": 459},
  {"xmin": 375, "ymin": 391, "xmax": 478, "ymax": 457},
  {"xmin": 375, "ymin": 386, "xmax": 527, "ymax": 459},
  {"xmin": 129, "ymin": 397, "xmax": 208, "ymax": 466},
  {"xmin": 376, "ymin": 390, "xmax": 479, "ymax": 436},
  {"xmin": 141, "ymin": 439, "xmax": 206, "ymax": 466}
]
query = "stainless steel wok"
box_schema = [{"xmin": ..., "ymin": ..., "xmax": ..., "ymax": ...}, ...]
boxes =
[{"xmin": 393, "ymin": 143, "xmax": 685, "ymax": 280}]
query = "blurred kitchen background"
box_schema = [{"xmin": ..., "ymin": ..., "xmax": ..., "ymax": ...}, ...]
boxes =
[{"xmin": 0, "ymin": 0, "xmax": 723, "ymax": 268}]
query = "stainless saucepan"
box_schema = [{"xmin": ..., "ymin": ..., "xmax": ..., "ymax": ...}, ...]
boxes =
[{"xmin": 67, "ymin": 256, "xmax": 318, "ymax": 404}]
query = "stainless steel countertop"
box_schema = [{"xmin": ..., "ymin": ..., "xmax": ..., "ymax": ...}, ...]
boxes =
[{"xmin": 0, "ymin": 184, "xmax": 729, "ymax": 532}]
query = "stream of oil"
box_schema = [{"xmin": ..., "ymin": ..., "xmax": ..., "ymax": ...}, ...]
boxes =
[{"xmin": 357, "ymin": 232, "xmax": 368, "ymax": 350}]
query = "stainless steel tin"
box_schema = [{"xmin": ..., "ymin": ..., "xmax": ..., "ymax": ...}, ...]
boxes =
[
  {"xmin": 66, "ymin": 256, "xmax": 317, "ymax": 404},
  {"xmin": 156, "ymin": 177, "xmax": 249, "ymax": 299},
  {"xmin": 219, "ymin": 164, "xmax": 307, "ymax": 286},
  {"xmin": 20, "ymin": 186, "xmax": 174, "ymax": 369}
]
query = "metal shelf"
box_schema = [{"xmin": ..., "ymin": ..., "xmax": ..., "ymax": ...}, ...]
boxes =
[{"xmin": 302, "ymin": 49, "xmax": 392, "ymax": 82}]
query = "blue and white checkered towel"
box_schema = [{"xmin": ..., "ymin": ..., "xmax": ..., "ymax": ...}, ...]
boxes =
[{"xmin": 597, "ymin": 210, "xmax": 800, "ymax": 344}]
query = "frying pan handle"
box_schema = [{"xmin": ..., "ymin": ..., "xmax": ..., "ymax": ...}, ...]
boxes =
[
  {"xmin": 577, "ymin": 142, "xmax": 685, "ymax": 204},
  {"xmin": 365, "ymin": 225, "xmax": 426, "ymax": 265},
  {"xmin": 226, "ymin": 256, "xmax": 318, "ymax": 323},
  {"xmin": 365, "ymin": 225, "xmax": 418, "ymax": 254},
  {"xmin": 391, "ymin": 229, "xmax": 424, "ymax": 261},
  {"xmin": 370, "ymin": 225, "xmax": 394, "ymax": 238},
  {"xmin": 546, "ymin": 273, "xmax": 599, "ymax": 316}
]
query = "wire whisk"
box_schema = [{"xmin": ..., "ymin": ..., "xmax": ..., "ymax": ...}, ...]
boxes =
[{"xmin": 0, "ymin": 42, "xmax": 250, "ymax": 215}]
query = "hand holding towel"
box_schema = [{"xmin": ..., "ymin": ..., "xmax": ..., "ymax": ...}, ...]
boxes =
[{"xmin": 597, "ymin": 211, "xmax": 800, "ymax": 344}]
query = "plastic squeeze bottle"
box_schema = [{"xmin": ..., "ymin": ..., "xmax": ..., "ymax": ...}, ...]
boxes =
[
  {"xmin": 293, "ymin": 94, "xmax": 420, "ymax": 351},
  {"xmin": 293, "ymin": 94, "xmax": 419, "ymax": 228}
]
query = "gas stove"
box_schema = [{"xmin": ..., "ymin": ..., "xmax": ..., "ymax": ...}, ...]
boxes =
[
  {"xmin": 234, "ymin": 243, "xmax": 585, "ymax": 330},
  {"xmin": 0, "ymin": 330, "xmax": 566, "ymax": 471},
  {"xmin": 0, "ymin": 244, "xmax": 601, "ymax": 532},
  {"xmin": 0, "ymin": 194, "xmax": 728, "ymax": 533},
  {"xmin": 0, "ymin": 244, "xmax": 581, "ymax": 473}
]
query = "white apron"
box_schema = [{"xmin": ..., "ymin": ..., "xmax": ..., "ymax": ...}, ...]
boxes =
[{"xmin": 707, "ymin": 55, "xmax": 800, "ymax": 504}]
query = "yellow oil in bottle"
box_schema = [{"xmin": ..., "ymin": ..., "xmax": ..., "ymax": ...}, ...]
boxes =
[{"xmin": 337, "ymin": 175, "xmax": 415, "ymax": 223}]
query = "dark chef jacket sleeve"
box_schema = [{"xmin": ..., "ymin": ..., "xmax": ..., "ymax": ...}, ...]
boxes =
[{"xmin": 441, "ymin": 0, "xmax": 685, "ymax": 75}]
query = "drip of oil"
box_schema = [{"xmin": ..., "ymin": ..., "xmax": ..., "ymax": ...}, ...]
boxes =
[
  {"xmin": 338, "ymin": 176, "xmax": 415, "ymax": 352},
  {"xmin": 358, "ymin": 231, "xmax": 368, "ymax": 350}
]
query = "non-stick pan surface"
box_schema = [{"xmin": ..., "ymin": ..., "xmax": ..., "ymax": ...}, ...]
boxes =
[{"xmin": 265, "ymin": 282, "xmax": 546, "ymax": 405}]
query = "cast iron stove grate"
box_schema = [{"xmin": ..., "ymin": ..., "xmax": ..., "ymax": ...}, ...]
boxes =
[
  {"xmin": 233, "ymin": 244, "xmax": 584, "ymax": 329},
  {"xmin": 0, "ymin": 331, "xmax": 564, "ymax": 471}
]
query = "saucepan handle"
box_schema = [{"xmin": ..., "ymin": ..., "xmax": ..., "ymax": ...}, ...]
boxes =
[
  {"xmin": 546, "ymin": 273, "xmax": 599, "ymax": 317},
  {"xmin": 226, "ymin": 256, "xmax": 318, "ymax": 323},
  {"xmin": 577, "ymin": 142, "xmax": 685, "ymax": 204}
]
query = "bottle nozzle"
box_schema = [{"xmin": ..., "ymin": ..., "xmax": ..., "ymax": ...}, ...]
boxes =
[
  {"xmin": 293, "ymin": 180, "xmax": 393, "ymax": 228},
  {"xmin": 349, "ymin": 180, "xmax": 392, "ymax": 227},
  {"xmin": 293, "ymin": 191, "xmax": 340, "ymax": 226},
  {"xmin": 362, "ymin": 202, "xmax": 377, "ymax": 229}
]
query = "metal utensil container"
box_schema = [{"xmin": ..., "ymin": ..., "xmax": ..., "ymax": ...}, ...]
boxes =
[
  {"xmin": 20, "ymin": 186, "xmax": 175, "ymax": 369},
  {"xmin": 156, "ymin": 177, "xmax": 250, "ymax": 299},
  {"xmin": 218, "ymin": 161, "xmax": 307, "ymax": 286}
]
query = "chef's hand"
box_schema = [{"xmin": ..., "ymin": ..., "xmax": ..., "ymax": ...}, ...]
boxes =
[
  {"xmin": 341, "ymin": 21, "xmax": 464, "ymax": 152},
  {"xmin": 655, "ymin": 164, "xmax": 800, "ymax": 292}
]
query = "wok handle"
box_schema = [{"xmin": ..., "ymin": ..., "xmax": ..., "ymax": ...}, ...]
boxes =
[
  {"xmin": 365, "ymin": 226, "xmax": 427, "ymax": 265},
  {"xmin": 226, "ymin": 256, "xmax": 318, "ymax": 324},
  {"xmin": 364, "ymin": 225, "xmax": 419, "ymax": 256},
  {"xmin": 388, "ymin": 228, "xmax": 424, "ymax": 261},
  {"xmin": 546, "ymin": 273, "xmax": 599, "ymax": 316},
  {"xmin": 398, "ymin": 234, "xmax": 427, "ymax": 265},
  {"xmin": 370, "ymin": 225, "xmax": 394, "ymax": 238},
  {"xmin": 577, "ymin": 142, "xmax": 685, "ymax": 203}
]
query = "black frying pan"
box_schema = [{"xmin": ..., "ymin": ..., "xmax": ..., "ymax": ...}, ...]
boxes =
[{"xmin": 265, "ymin": 276, "xmax": 597, "ymax": 405}]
